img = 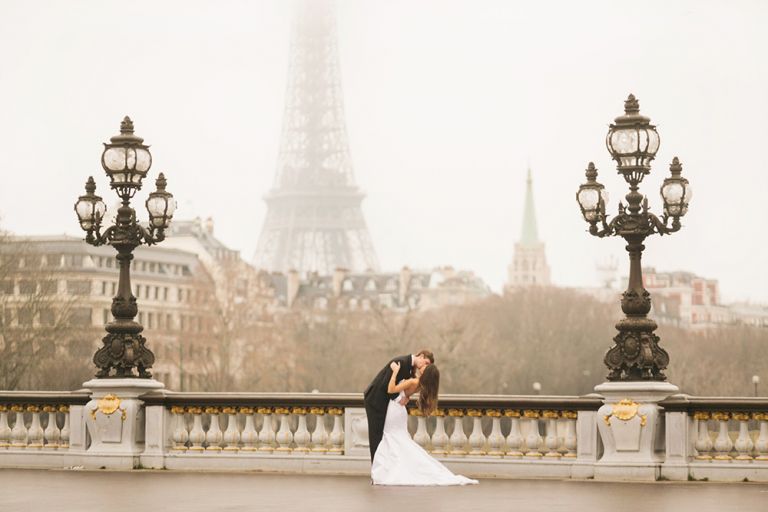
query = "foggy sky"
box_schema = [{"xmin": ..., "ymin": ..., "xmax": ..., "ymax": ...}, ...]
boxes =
[{"xmin": 1, "ymin": 0, "xmax": 766, "ymax": 302}]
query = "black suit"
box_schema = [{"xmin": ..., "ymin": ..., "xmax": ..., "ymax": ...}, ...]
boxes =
[{"xmin": 363, "ymin": 354, "xmax": 413, "ymax": 461}]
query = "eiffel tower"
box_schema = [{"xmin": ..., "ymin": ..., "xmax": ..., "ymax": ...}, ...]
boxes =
[{"xmin": 253, "ymin": 0, "xmax": 379, "ymax": 275}]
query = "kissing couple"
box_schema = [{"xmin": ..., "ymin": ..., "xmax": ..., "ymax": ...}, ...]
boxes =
[{"xmin": 363, "ymin": 349, "xmax": 478, "ymax": 486}]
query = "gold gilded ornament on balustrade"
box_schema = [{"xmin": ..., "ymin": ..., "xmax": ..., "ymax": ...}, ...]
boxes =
[
  {"xmin": 409, "ymin": 408, "xmax": 422, "ymax": 416},
  {"xmin": 58, "ymin": 405, "xmax": 69, "ymax": 413},
  {"xmin": 10, "ymin": 405, "xmax": 24, "ymax": 413},
  {"xmin": 309, "ymin": 407, "xmax": 325, "ymax": 415},
  {"xmin": 170, "ymin": 406, "xmax": 186, "ymax": 415},
  {"xmin": 466, "ymin": 409, "xmax": 483, "ymax": 417},
  {"xmin": 731, "ymin": 412, "xmax": 750, "ymax": 422},
  {"xmin": 504, "ymin": 409, "xmax": 521, "ymax": 418},
  {"xmin": 186, "ymin": 406, "xmax": 202, "ymax": 415},
  {"xmin": 221, "ymin": 407, "xmax": 237, "ymax": 415},
  {"xmin": 257, "ymin": 407, "xmax": 272, "ymax": 415},
  {"xmin": 693, "ymin": 411, "xmax": 710, "ymax": 421},
  {"xmin": 26, "ymin": 404, "xmax": 40, "ymax": 413},
  {"xmin": 291, "ymin": 407, "xmax": 307, "ymax": 415},
  {"xmin": 711, "ymin": 411, "xmax": 730, "ymax": 421},
  {"xmin": 0, "ymin": 405, "xmax": 6, "ymax": 412},
  {"xmin": 239, "ymin": 407, "xmax": 254, "ymax": 415},
  {"xmin": 523, "ymin": 410, "xmax": 540, "ymax": 419},
  {"xmin": 447, "ymin": 408, "xmax": 464, "ymax": 417},
  {"xmin": 485, "ymin": 409, "xmax": 501, "ymax": 417},
  {"xmin": 203, "ymin": 406, "xmax": 219, "ymax": 415},
  {"xmin": 42, "ymin": 405, "xmax": 56, "ymax": 413},
  {"xmin": 753, "ymin": 412, "xmax": 768, "ymax": 421},
  {"xmin": 326, "ymin": 407, "xmax": 343, "ymax": 416},
  {"xmin": 274, "ymin": 407, "xmax": 290, "ymax": 415},
  {"xmin": 542, "ymin": 410, "xmax": 559, "ymax": 419},
  {"xmin": 603, "ymin": 399, "xmax": 646, "ymax": 427},
  {"xmin": 433, "ymin": 408, "xmax": 445, "ymax": 417},
  {"xmin": 91, "ymin": 394, "xmax": 127, "ymax": 421},
  {"xmin": 561, "ymin": 410, "xmax": 578, "ymax": 420}
]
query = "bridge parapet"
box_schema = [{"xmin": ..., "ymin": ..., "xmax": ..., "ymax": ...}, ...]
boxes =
[{"xmin": 1, "ymin": 390, "xmax": 767, "ymax": 481}]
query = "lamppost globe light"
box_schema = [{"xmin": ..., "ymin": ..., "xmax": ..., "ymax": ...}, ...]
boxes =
[
  {"xmin": 606, "ymin": 94, "xmax": 660, "ymax": 181},
  {"xmin": 101, "ymin": 116, "xmax": 152, "ymax": 197},
  {"xmin": 74, "ymin": 176, "xmax": 107, "ymax": 231},
  {"xmin": 146, "ymin": 173, "xmax": 177, "ymax": 229},
  {"xmin": 753, "ymin": 375, "xmax": 761, "ymax": 384},
  {"xmin": 577, "ymin": 162, "xmax": 609, "ymax": 223},
  {"xmin": 660, "ymin": 157, "xmax": 692, "ymax": 218}
]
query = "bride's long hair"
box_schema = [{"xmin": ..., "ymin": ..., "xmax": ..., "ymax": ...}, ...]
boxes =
[{"xmin": 418, "ymin": 364, "xmax": 440, "ymax": 416}]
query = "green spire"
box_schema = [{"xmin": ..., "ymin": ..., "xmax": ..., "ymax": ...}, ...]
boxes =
[{"xmin": 520, "ymin": 167, "xmax": 539, "ymax": 247}]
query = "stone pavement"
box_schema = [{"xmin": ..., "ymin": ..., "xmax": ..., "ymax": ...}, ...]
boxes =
[{"xmin": 1, "ymin": 469, "xmax": 767, "ymax": 512}]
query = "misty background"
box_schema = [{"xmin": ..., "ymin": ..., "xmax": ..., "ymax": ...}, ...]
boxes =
[{"xmin": 1, "ymin": 0, "xmax": 767, "ymax": 302}]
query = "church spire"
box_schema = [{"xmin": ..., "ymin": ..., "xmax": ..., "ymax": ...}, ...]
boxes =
[{"xmin": 520, "ymin": 167, "xmax": 539, "ymax": 247}]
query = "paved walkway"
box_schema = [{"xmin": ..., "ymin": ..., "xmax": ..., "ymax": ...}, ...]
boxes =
[{"xmin": 1, "ymin": 469, "xmax": 767, "ymax": 512}]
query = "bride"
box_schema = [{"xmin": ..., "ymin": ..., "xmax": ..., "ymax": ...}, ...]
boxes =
[{"xmin": 371, "ymin": 361, "xmax": 478, "ymax": 486}]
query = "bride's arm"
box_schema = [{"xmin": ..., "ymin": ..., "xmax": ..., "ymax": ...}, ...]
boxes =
[{"xmin": 387, "ymin": 362, "xmax": 417, "ymax": 393}]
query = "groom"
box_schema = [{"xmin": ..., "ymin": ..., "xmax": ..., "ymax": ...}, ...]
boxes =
[{"xmin": 363, "ymin": 349, "xmax": 434, "ymax": 461}]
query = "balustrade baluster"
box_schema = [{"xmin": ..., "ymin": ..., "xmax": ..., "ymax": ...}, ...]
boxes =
[
  {"xmin": 222, "ymin": 407, "xmax": 241, "ymax": 452},
  {"xmin": 58, "ymin": 406, "xmax": 70, "ymax": 449},
  {"xmin": 485, "ymin": 409, "xmax": 504, "ymax": 457},
  {"xmin": 257, "ymin": 407, "xmax": 275, "ymax": 453},
  {"xmin": 467, "ymin": 409, "xmax": 486, "ymax": 456},
  {"xmin": 170, "ymin": 406, "xmax": 189, "ymax": 451},
  {"xmin": 448, "ymin": 409, "xmax": 467, "ymax": 456},
  {"xmin": 430, "ymin": 410, "xmax": 448, "ymax": 456},
  {"xmin": 732, "ymin": 412, "xmax": 753, "ymax": 461},
  {"xmin": 205, "ymin": 407, "xmax": 223, "ymax": 451},
  {"xmin": 42, "ymin": 405, "xmax": 60, "ymax": 449},
  {"xmin": 293, "ymin": 407, "xmax": 311, "ymax": 454},
  {"xmin": 0, "ymin": 405, "xmax": 11, "ymax": 449},
  {"xmin": 561, "ymin": 411, "xmax": 578, "ymax": 458},
  {"xmin": 327, "ymin": 407, "xmax": 344, "ymax": 454},
  {"xmin": 754, "ymin": 412, "xmax": 768, "ymax": 462},
  {"xmin": 504, "ymin": 410, "xmax": 523, "ymax": 458},
  {"xmin": 410, "ymin": 408, "xmax": 430, "ymax": 450},
  {"xmin": 188, "ymin": 407, "xmax": 206, "ymax": 451},
  {"xmin": 310, "ymin": 407, "xmax": 328, "ymax": 454},
  {"xmin": 712, "ymin": 412, "xmax": 733, "ymax": 461},
  {"xmin": 240, "ymin": 407, "xmax": 258, "ymax": 452},
  {"xmin": 543, "ymin": 410, "xmax": 561, "ymax": 458},
  {"xmin": 10, "ymin": 405, "xmax": 27, "ymax": 448},
  {"xmin": 274, "ymin": 407, "xmax": 293, "ymax": 453},
  {"xmin": 693, "ymin": 411, "xmax": 713, "ymax": 460},
  {"xmin": 523, "ymin": 410, "xmax": 543, "ymax": 458}
]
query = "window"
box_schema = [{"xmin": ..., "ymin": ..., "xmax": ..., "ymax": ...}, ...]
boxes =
[
  {"xmin": 19, "ymin": 280, "xmax": 36, "ymax": 294},
  {"xmin": 63, "ymin": 255, "xmax": 84, "ymax": 268},
  {"xmin": 103, "ymin": 309, "xmax": 110, "ymax": 324},
  {"xmin": 67, "ymin": 280, "xmax": 91, "ymax": 295},
  {"xmin": 18, "ymin": 309, "xmax": 34, "ymax": 326},
  {"xmin": 102, "ymin": 282, "xmax": 108, "ymax": 295},
  {"xmin": 40, "ymin": 309, "xmax": 55, "ymax": 327},
  {"xmin": 69, "ymin": 308, "xmax": 92, "ymax": 326},
  {"xmin": 0, "ymin": 280, "xmax": 15, "ymax": 294},
  {"xmin": 40, "ymin": 280, "xmax": 57, "ymax": 295},
  {"xmin": 44, "ymin": 254, "xmax": 62, "ymax": 267}
]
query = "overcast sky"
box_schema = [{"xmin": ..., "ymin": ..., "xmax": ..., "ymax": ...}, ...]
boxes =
[{"xmin": 1, "ymin": 0, "xmax": 766, "ymax": 302}]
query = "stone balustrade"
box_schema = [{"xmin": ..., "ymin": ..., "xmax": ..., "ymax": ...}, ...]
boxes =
[{"xmin": 2, "ymin": 388, "xmax": 768, "ymax": 482}]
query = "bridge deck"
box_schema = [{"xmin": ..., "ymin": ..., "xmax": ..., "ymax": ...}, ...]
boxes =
[{"xmin": 1, "ymin": 469, "xmax": 767, "ymax": 512}]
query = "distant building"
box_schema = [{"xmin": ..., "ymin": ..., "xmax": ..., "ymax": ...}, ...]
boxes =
[
  {"xmin": 0, "ymin": 235, "xmax": 219, "ymax": 389},
  {"xmin": 643, "ymin": 267, "xmax": 732, "ymax": 329},
  {"xmin": 267, "ymin": 266, "xmax": 490, "ymax": 312},
  {"xmin": 506, "ymin": 169, "xmax": 551, "ymax": 290}
]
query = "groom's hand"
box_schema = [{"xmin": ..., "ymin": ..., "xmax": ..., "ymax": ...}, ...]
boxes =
[
  {"xmin": 398, "ymin": 395, "xmax": 409, "ymax": 406},
  {"xmin": 389, "ymin": 361, "xmax": 401, "ymax": 373}
]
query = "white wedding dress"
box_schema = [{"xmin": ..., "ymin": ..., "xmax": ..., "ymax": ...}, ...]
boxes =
[{"xmin": 371, "ymin": 392, "xmax": 478, "ymax": 486}]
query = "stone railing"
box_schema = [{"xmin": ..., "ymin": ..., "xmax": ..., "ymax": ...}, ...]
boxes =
[
  {"xmin": 660, "ymin": 396, "xmax": 768, "ymax": 482},
  {"xmin": 2, "ymin": 387, "xmax": 767, "ymax": 482}
]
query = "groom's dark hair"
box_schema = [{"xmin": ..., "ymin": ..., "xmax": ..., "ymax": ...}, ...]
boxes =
[{"xmin": 416, "ymin": 349, "xmax": 434, "ymax": 364}]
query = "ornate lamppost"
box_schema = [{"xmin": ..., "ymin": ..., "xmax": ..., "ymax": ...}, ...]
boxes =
[
  {"xmin": 74, "ymin": 116, "xmax": 176, "ymax": 378},
  {"xmin": 576, "ymin": 94, "xmax": 692, "ymax": 382}
]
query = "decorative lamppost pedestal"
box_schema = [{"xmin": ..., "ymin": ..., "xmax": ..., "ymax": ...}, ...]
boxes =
[
  {"xmin": 576, "ymin": 95, "xmax": 692, "ymax": 481},
  {"xmin": 594, "ymin": 381, "xmax": 679, "ymax": 481},
  {"xmin": 74, "ymin": 117, "xmax": 177, "ymax": 469},
  {"xmin": 81, "ymin": 378, "xmax": 164, "ymax": 469}
]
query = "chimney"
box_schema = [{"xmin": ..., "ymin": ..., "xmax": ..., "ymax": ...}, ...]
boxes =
[
  {"xmin": 287, "ymin": 269, "xmax": 300, "ymax": 308},
  {"xmin": 332, "ymin": 267, "xmax": 348, "ymax": 298}
]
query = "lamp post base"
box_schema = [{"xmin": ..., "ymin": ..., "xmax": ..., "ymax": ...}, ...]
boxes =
[
  {"xmin": 593, "ymin": 381, "xmax": 679, "ymax": 481},
  {"xmin": 82, "ymin": 378, "xmax": 164, "ymax": 469}
]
